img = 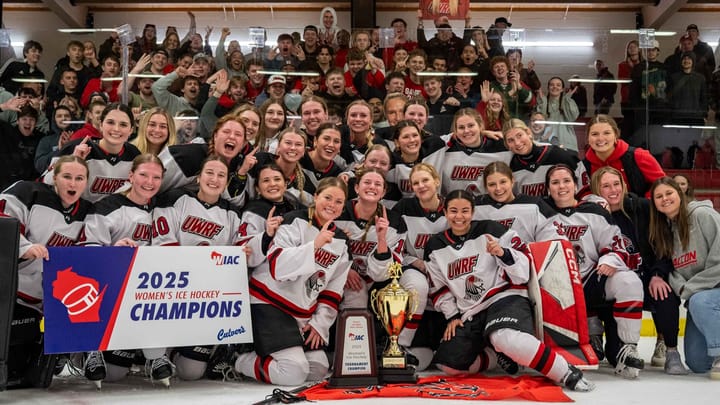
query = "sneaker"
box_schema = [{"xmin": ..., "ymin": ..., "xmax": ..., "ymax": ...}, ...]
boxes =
[
  {"xmin": 651, "ymin": 340, "xmax": 667, "ymax": 367},
  {"xmin": 206, "ymin": 345, "xmax": 241, "ymax": 381},
  {"xmin": 563, "ymin": 365, "xmax": 595, "ymax": 392},
  {"xmin": 145, "ymin": 355, "xmax": 175, "ymax": 386},
  {"xmin": 663, "ymin": 350, "xmax": 688, "ymax": 375},
  {"xmin": 615, "ymin": 344, "xmax": 644, "ymax": 379},
  {"xmin": 590, "ymin": 335, "xmax": 605, "ymax": 361},
  {"xmin": 711, "ymin": 357, "xmax": 720, "ymax": 380},
  {"xmin": 83, "ymin": 351, "xmax": 106, "ymax": 388},
  {"xmin": 496, "ymin": 352, "xmax": 519, "ymax": 375}
]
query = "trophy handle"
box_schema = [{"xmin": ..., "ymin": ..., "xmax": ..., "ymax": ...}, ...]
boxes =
[
  {"xmin": 370, "ymin": 289, "xmax": 381, "ymax": 321},
  {"xmin": 407, "ymin": 289, "xmax": 419, "ymax": 321}
]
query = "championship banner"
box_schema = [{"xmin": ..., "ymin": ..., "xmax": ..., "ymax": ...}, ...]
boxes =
[
  {"xmin": 419, "ymin": 0, "xmax": 470, "ymax": 20},
  {"xmin": 43, "ymin": 246, "xmax": 252, "ymax": 354}
]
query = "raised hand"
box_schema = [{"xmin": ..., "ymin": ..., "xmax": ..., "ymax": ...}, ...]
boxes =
[
  {"xmin": 265, "ymin": 206, "xmax": 283, "ymax": 237},
  {"xmin": 485, "ymin": 234, "xmax": 504, "ymax": 257},
  {"xmin": 73, "ymin": 136, "xmax": 92, "ymax": 159},
  {"xmin": 314, "ymin": 220, "xmax": 335, "ymax": 249},
  {"xmin": 238, "ymin": 146, "xmax": 259, "ymax": 176},
  {"xmin": 375, "ymin": 206, "xmax": 389, "ymax": 242},
  {"xmin": 480, "ymin": 80, "xmax": 492, "ymax": 102}
]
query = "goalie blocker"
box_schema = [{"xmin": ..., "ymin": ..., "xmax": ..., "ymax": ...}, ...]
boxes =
[{"xmin": 526, "ymin": 240, "xmax": 599, "ymax": 369}]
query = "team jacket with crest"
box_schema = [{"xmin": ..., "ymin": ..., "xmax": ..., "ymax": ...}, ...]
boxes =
[
  {"xmin": 158, "ymin": 142, "xmax": 249, "ymax": 208},
  {"xmin": 246, "ymin": 152, "xmax": 316, "ymax": 208},
  {"xmin": 152, "ymin": 189, "xmax": 242, "ymax": 246},
  {"xmin": 543, "ymin": 199, "xmax": 630, "ymax": 279},
  {"xmin": 386, "ymin": 136, "xmax": 447, "ymax": 202},
  {"xmin": 473, "ymin": 194, "xmax": 560, "ymax": 246},
  {"xmin": 392, "ymin": 196, "xmax": 447, "ymax": 267},
  {"xmin": 42, "ymin": 138, "xmax": 140, "ymax": 203},
  {"xmin": 510, "ymin": 144, "xmax": 589, "ymax": 197},
  {"xmin": 424, "ymin": 220, "xmax": 530, "ymax": 321},
  {"xmin": 0, "ymin": 181, "xmax": 91, "ymax": 303},
  {"xmin": 235, "ymin": 197, "xmax": 296, "ymax": 268},
  {"xmin": 82, "ymin": 193, "xmax": 155, "ymax": 246},
  {"xmin": 440, "ymin": 138, "xmax": 512, "ymax": 196},
  {"xmin": 334, "ymin": 200, "xmax": 407, "ymax": 282},
  {"xmin": 249, "ymin": 210, "xmax": 351, "ymax": 344}
]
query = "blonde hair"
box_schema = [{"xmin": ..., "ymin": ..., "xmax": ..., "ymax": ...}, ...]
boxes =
[
  {"xmin": 346, "ymin": 100, "xmax": 375, "ymax": 149},
  {"xmin": 133, "ymin": 107, "xmax": 176, "ymax": 154},
  {"xmin": 590, "ymin": 166, "xmax": 627, "ymax": 215}
]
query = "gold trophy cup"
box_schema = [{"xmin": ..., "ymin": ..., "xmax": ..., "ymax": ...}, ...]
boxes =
[{"xmin": 370, "ymin": 262, "xmax": 418, "ymax": 382}]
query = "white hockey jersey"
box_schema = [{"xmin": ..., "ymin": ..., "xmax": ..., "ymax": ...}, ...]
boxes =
[
  {"xmin": 510, "ymin": 144, "xmax": 589, "ymax": 197},
  {"xmin": 385, "ymin": 136, "xmax": 447, "ymax": 202},
  {"xmin": 83, "ymin": 193, "xmax": 154, "ymax": 246},
  {"xmin": 236, "ymin": 197, "xmax": 297, "ymax": 268},
  {"xmin": 440, "ymin": 138, "xmax": 512, "ymax": 196},
  {"xmin": 473, "ymin": 194, "xmax": 560, "ymax": 247},
  {"xmin": 0, "ymin": 181, "xmax": 91, "ymax": 302},
  {"xmin": 249, "ymin": 210, "xmax": 351, "ymax": 343},
  {"xmin": 425, "ymin": 220, "xmax": 530, "ymax": 321},
  {"xmin": 392, "ymin": 196, "xmax": 447, "ymax": 266}
]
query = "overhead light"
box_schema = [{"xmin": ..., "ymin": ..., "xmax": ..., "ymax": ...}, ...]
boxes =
[
  {"xmin": 662, "ymin": 124, "xmax": 717, "ymax": 130},
  {"xmin": 417, "ymin": 71, "xmax": 478, "ymax": 77},
  {"xmin": 508, "ymin": 28, "xmax": 526, "ymax": 32},
  {"xmin": 129, "ymin": 74, "xmax": 163, "ymax": 79},
  {"xmin": 610, "ymin": 29, "xmax": 676, "ymax": 36},
  {"xmin": 174, "ymin": 116, "xmax": 199, "ymax": 120},
  {"xmin": 62, "ymin": 120, "xmax": 87, "ymax": 125},
  {"xmin": 505, "ymin": 41, "xmax": 593, "ymax": 47},
  {"xmin": 535, "ymin": 120, "xmax": 586, "ymax": 126},
  {"xmin": 12, "ymin": 78, "xmax": 48, "ymax": 83},
  {"xmin": 57, "ymin": 28, "xmax": 118, "ymax": 34},
  {"xmin": 101, "ymin": 77, "xmax": 123, "ymax": 81},
  {"xmin": 569, "ymin": 78, "xmax": 632, "ymax": 84},
  {"xmin": 257, "ymin": 70, "xmax": 319, "ymax": 77}
]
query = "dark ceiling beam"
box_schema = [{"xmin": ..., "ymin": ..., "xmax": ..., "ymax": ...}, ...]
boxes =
[{"xmin": 40, "ymin": 0, "xmax": 86, "ymax": 27}]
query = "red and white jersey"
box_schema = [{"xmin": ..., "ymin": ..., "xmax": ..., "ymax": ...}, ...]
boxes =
[
  {"xmin": 0, "ymin": 181, "xmax": 91, "ymax": 302},
  {"xmin": 152, "ymin": 190, "xmax": 242, "ymax": 246},
  {"xmin": 510, "ymin": 144, "xmax": 589, "ymax": 197},
  {"xmin": 42, "ymin": 138, "xmax": 140, "ymax": 203},
  {"xmin": 440, "ymin": 138, "xmax": 512, "ymax": 196},
  {"xmin": 473, "ymin": 194, "xmax": 560, "ymax": 246},
  {"xmin": 249, "ymin": 210, "xmax": 351, "ymax": 343},
  {"xmin": 392, "ymin": 196, "xmax": 447, "ymax": 266},
  {"xmin": 334, "ymin": 200, "xmax": 407, "ymax": 282},
  {"xmin": 82, "ymin": 193, "xmax": 155, "ymax": 246},
  {"xmin": 543, "ymin": 199, "xmax": 630, "ymax": 279},
  {"xmin": 425, "ymin": 220, "xmax": 530, "ymax": 321},
  {"xmin": 386, "ymin": 136, "xmax": 446, "ymax": 201},
  {"xmin": 236, "ymin": 197, "xmax": 297, "ymax": 268}
]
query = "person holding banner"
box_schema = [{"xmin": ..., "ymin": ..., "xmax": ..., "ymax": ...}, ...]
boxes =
[
  {"xmin": 424, "ymin": 190, "xmax": 594, "ymax": 392},
  {"xmin": 152, "ymin": 156, "xmax": 245, "ymax": 381},
  {"xmin": 0, "ymin": 155, "xmax": 92, "ymax": 388},
  {"xmin": 81, "ymin": 153, "xmax": 176, "ymax": 387},
  {"xmin": 233, "ymin": 177, "xmax": 350, "ymax": 386}
]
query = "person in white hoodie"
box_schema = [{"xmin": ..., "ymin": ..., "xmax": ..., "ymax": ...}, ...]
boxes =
[{"xmin": 649, "ymin": 177, "xmax": 720, "ymax": 380}]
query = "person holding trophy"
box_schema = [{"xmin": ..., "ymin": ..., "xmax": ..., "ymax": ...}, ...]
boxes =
[{"xmin": 424, "ymin": 190, "xmax": 595, "ymax": 392}]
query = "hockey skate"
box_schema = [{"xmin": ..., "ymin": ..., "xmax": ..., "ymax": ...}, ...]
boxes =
[
  {"xmin": 614, "ymin": 344, "xmax": 644, "ymax": 379},
  {"xmin": 83, "ymin": 351, "xmax": 106, "ymax": 389},
  {"xmin": 563, "ymin": 365, "xmax": 595, "ymax": 392},
  {"xmin": 205, "ymin": 345, "xmax": 241, "ymax": 382},
  {"xmin": 496, "ymin": 352, "xmax": 519, "ymax": 375},
  {"xmin": 145, "ymin": 354, "xmax": 175, "ymax": 387}
]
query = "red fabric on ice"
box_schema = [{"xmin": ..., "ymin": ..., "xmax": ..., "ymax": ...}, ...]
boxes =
[{"xmin": 299, "ymin": 375, "xmax": 573, "ymax": 402}]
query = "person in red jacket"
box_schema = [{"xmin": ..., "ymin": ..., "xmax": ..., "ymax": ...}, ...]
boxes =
[
  {"xmin": 69, "ymin": 100, "xmax": 107, "ymax": 141},
  {"xmin": 583, "ymin": 114, "xmax": 665, "ymax": 197}
]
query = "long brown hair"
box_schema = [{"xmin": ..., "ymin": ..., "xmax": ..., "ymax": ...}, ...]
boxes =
[
  {"xmin": 648, "ymin": 177, "xmax": 690, "ymax": 258},
  {"xmin": 354, "ymin": 167, "xmax": 387, "ymax": 242}
]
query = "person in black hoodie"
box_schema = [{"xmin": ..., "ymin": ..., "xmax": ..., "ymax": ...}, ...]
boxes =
[{"xmin": 0, "ymin": 104, "xmax": 44, "ymax": 189}]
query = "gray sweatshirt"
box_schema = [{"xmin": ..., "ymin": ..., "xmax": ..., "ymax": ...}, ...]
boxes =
[{"xmin": 669, "ymin": 200, "xmax": 720, "ymax": 300}]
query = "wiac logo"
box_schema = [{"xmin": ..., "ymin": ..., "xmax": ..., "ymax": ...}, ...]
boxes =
[
  {"xmin": 51, "ymin": 267, "xmax": 107, "ymax": 323},
  {"xmin": 211, "ymin": 250, "xmax": 242, "ymax": 266}
]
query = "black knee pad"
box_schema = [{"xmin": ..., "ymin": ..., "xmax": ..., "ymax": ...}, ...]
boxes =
[{"xmin": 174, "ymin": 346, "xmax": 213, "ymax": 362}]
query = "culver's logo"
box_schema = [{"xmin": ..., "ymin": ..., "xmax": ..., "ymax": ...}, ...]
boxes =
[
  {"xmin": 211, "ymin": 250, "xmax": 242, "ymax": 266},
  {"xmin": 347, "ymin": 333, "xmax": 365, "ymax": 341},
  {"xmin": 217, "ymin": 326, "xmax": 246, "ymax": 341}
]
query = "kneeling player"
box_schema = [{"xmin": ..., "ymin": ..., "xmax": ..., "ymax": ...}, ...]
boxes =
[{"xmin": 424, "ymin": 190, "xmax": 594, "ymax": 392}]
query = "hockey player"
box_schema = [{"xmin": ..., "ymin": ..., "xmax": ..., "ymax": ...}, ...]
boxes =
[
  {"xmin": 235, "ymin": 177, "xmax": 351, "ymax": 385},
  {"xmin": 81, "ymin": 154, "xmax": 175, "ymax": 387},
  {"xmin": 385, "ymin": 120, "xmax": 446, "ymax": 205},
  {"xmin": 152, "ymin": 156, "xmax": 245, "ymax": 381},
  {"xmin": 591, "ymin": 167, "xmax": 688, "ymax": 374},
  {"xmin": 42, "ymin": 103, "xmax": 141, "ymax": 203},
  {"xmin": 0, "ymin": 156, "xmax": 91, "ymax": 388},
  {"xmin": 300, "ymin": 122, "xmax": 345, "ymax": 191},
  {"xmin": 544, "ymin": 163, "xmax": 645, "ymax": 379},
  {"xmin": 504, "ymin": 119, "xmax": 589, "ymax": 197},
  {"xmin": 424, "ymin": 190, "xmax": 594, "ymax": 392},
  {"xmin": 158, "ymin": 115, "xmax": 254, "ymax": 208},
  {"xmin": 474, "ymin": 161, "xmax": 558, "ymax": 244},
  {"xmin": 440, "ymin": 108, "xmax": 511, "ymax": 196}
]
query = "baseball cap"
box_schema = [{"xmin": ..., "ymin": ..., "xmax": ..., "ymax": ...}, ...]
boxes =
[
  {"xmin": 267, "ymin": 75, "xmax": 286, "ymax": 86},
  {"xmin": 193, "ymin": 52, "xmax": 209, "ymax": 63},
  {"xmin": 686, "ymin": 24, "xmax": 699, "ymax": 31},
  {"xmin": 651, "ymin": 40, "xmax": 660, "ymax": 50},
  {"xmin": 154, "ymin": 48, "xmax": 169, "ymax": 58},
  {"xmin": 494, "ymin": 17, "xmax": 512, "ymax": 27}
]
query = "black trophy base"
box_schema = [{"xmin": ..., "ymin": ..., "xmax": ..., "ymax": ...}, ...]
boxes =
[
  {"xmin": 327, "ymin": 375, "xmax": 379, "ymax": 388},
  {"xmin": 379, "ymin": 366, "xmax": 417, "ymax": 384}
]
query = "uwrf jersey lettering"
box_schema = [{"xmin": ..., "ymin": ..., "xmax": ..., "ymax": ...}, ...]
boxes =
[
  {"xmin": 392, "ymin": 196, "xmax": 447, "ymax": 266},
  {"xmin": 42, "ymin": 139, "xmax": 140, "ymax": 202},
  {"xmin": 440, "ymin": 138, "xmax": 512, "ymax": 196},
  {"xmin": 249, "ymin": 210, "xmax": 351, "ymax": 344},
  {"xmin": 544, "ymin": 200, "xmax": 630, "ymax": 279},
  {"xmin": 0, "ymin": 181, "xmax": 91, "ymax": 302},
  {"xmin": 510, "ymin": 144, "xmax": 589, "ymax": 197},
  {"xmin": 152, "ymin": 190, "xmax": 243, "ymax": 246},
  {"xmin": 424, "ymin": 220, "xmax": 530, "ymax": 321},
  {"xmin": 334, "ymin": 200, "xmax": 407, "ymax": 281},
  {"xmin": 82, "ymin": 193, "xmax": 154, "ymax": 246}
]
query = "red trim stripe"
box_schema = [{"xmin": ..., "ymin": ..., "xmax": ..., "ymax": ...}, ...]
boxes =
[
  {"xmin": 267, "ymin": 247, "xmax": 283, "ymax": 280},
  {"xmin": 254, "ymin": 356, "xmax": 263, "ymax": 381},
  {"xmin": 430, "ymin": 286, "xmax": 450, "ymax": 305},
  {"xmin": 250, "ymin": 279, "xmax": 316, "ymax": 318},
  {"xmin": 261, "ymin": 356, "xmax": 273, "ymax": 383},
  {"xmin": 99, "ymin": 248, "xmax": 139, "ymax": 350}
]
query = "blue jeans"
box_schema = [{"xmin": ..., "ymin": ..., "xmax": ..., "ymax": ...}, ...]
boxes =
[{"xmin": 684, "ymin": 288, "xmax": 720, "ymax": 373}]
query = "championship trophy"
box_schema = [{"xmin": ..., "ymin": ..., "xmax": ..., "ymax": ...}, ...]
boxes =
[{"xmin": 370, "ymin": 262, "xmax": 418, "ymax": 383}]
